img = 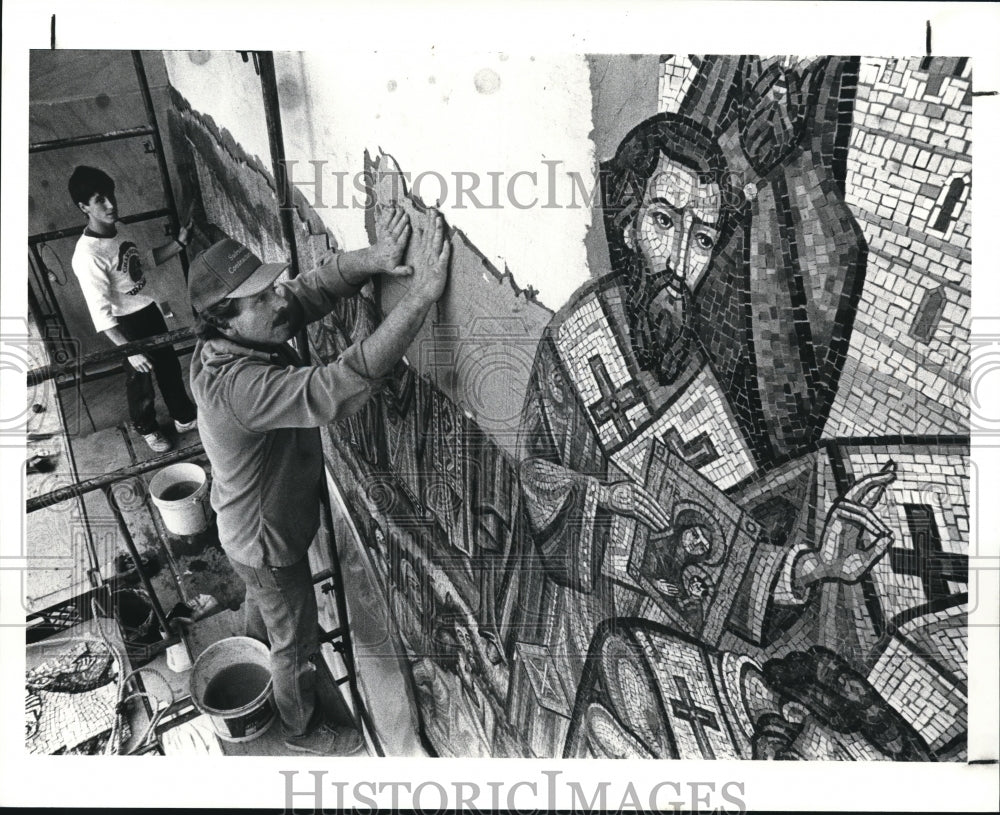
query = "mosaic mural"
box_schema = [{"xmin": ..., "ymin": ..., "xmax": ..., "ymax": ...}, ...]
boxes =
[{"xmin": 182, "ymin": 54, "xmax": 971, "ymax": 760}]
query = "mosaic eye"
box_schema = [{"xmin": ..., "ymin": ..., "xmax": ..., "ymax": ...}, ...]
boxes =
[
  {"xmin": 694, "ymin": 232, "xmax": 715, "ymax": 250},
  {"xmin": 652, "ymin": 210, "xmax": 674, "ymax": 230}
]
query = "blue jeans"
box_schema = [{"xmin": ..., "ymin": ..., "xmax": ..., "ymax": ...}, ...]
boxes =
[{"xmin": 228, "ymin": 556, "xmax": 318, "ymax": 736}]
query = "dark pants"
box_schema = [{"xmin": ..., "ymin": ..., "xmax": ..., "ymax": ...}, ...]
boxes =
[
  {"xmin": 228, "ymin": 556, "xmax": 319, "ymax": 736},
  {"xmin": 117, "ymin": 303, "xmax": 196, "ymax": 435}
]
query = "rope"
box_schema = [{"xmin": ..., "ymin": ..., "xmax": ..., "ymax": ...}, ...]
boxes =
[{"xmin": 116, "ymin": 666, "xmax": 175, "ymax": 754}]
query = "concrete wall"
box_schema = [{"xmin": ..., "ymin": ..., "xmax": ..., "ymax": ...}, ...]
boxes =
[{"xmin": 165, "ymin": 50, "xmax": 598, "ymax": 313}]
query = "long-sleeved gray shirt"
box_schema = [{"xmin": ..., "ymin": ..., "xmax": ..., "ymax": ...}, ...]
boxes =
[{"xmin": 190, "ymin": 259, "xmax": 378, "ymax": 568}]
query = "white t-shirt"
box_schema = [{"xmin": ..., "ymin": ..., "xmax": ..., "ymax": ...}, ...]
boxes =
[{"xmin": 71, "ymin": 226, "xmax": 157, "ymax": 332}]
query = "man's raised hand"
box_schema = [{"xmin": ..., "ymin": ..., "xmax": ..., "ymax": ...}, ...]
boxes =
[
  {"xmin": 371, "ymin": 202, "xmax": 412, "ymax": 275},
  {"xmin": 409, "ymin": 208, "xmax": 451, "ymax": 306}
]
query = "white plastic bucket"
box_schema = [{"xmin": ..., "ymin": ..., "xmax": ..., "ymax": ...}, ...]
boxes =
[
  {"xmin": 148, "ymin": 462, "xmax": 212, "ymax": 535},
  {"xmin": 189, "ymin": 636, "xmax": 276, "ymax": 743}
]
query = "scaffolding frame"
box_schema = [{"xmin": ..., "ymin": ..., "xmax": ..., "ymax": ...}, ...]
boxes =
[
  {"xmin": 24, "ymin": 49, "xmax": 381, "ymax": 756},
  {"xmin": 27, "ymin": 52, "xmax": 187, "ymax": 347},
  {"xmin": 255, "ymin": 51, "xmax": 382, "ymax": 756}
]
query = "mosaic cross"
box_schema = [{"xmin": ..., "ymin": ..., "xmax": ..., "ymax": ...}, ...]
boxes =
[
  {"xmin": 588, "ymin": 355, "xmax": 644, "ymax": 440},
  {"xmin": 669, "ymin": 675, "xmax": 720, "ymax": 759},
  {"xmin": 891, "ymin": 504, "xmax": 968, "ymax": 605},
  {"xmin": 660, "ymin": 426, "xmax": 720, "ymax": 470},
  {"xmin": 536, "ymin": 661, "xmax": 556, "ymax": 697},
  {"xmin": 919, "ymin": 56, "xmax": 968, "ymax": 96},
  {"xmin": 516, "ymin": 642, "xmax": 571, "ymax": 717}
]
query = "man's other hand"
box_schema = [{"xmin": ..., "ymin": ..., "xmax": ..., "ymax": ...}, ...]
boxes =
[
  {"xmin": 128, "ymin": 353, "xmax": 153, "ymax": 374},
  {"xmin": 178, "ymin": 217, "xmax": 195, "ymax": 248},
  {"xmin": 409, "ymin": 208, "xmax": 451, "ymax": 306},
  {"xmin": 371, "ymin": 203, "xmax": 412, "ymax": 274}
]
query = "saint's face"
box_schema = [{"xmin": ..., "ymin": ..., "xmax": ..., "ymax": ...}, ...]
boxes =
[
  {"xmin": 625, "ymin": 154, "xmax": 721, "ymax": 300},
  {"xmin": 680, "ymin": 525, "xmax": 711, "ymax": 557}
]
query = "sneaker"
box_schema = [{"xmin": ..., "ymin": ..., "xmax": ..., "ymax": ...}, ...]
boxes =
[
  {"xmin": 174, "ymin": 417, "xmax": 198, "ymax": 434},
  {"xmin": 141, "ymin": 430, "xmax": 173, "ymax": 453},
  {"xmin": 283, "ymin": 721, "xmax": 365, "ymax": 756}
]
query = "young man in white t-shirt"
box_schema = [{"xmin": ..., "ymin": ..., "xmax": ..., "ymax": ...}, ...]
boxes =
[{"xmin": 69, "ymin": 165, "xmax": 198, "ymax": 452}]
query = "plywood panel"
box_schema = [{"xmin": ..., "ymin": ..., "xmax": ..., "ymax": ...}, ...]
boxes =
[
  {"xmin": 30, "ymin": 50, "xmax": 142, "ymax": 103},
  {"xmin": 373, "ymin": 156, "xmax": 552, "ymax": 451},
  {"xmin": 30, "ymin": 93, "xmax": 155, "ymax": 146},
  {"xmin": 29, "ymin": 136, "xmax": 166, "ymax": 237}
]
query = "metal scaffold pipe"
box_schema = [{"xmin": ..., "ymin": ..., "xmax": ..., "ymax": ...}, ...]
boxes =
[
  {"xmin": 27, "ymin": 327, "xmax": 194, "ymax": 387},
  {"xmin": 26, "ymin": 443, "xmax": 206, "ymax": 514}
]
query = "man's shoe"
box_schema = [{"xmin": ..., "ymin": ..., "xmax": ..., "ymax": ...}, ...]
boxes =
[
  {"xmin": 283, "ymin": 722, "xmax": 365, "ymax": 756},
  {"xmin": 174, "ymin": 417, "xmax": 198, "ymax": 434},
  {"xmin": 141, "ymin": 431, "xmax": 173, "ymax": 453}
]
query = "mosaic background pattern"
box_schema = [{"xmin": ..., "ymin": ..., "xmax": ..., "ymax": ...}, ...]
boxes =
[{"xmin": 171, "ymin": 53, "xmax": 970, "ymax": 761}]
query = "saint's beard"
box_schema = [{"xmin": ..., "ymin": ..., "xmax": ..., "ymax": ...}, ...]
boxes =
[{"xmin": 622, "ymin": 253, "xmax": 695, "ymax": 386}]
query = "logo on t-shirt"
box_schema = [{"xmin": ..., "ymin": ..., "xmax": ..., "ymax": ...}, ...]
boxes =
[{"xmin": 118, "ymin": 242, "xmax": 147, "ymax": 295}]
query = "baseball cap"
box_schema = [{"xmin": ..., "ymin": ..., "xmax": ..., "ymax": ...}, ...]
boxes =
[{"xmin": 188, "ymin": 238, "xmax": 288, "ymax": 313}]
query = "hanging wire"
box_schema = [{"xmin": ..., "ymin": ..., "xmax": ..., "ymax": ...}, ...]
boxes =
[
  {"xmin": 91, "ymin": 596, "xmax": 176, "ymax": 755},
  {"xmin": 37, "ymin": 242, "xmax": 68, "ymax": 286}
]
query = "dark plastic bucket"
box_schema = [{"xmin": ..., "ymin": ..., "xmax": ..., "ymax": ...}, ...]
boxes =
[{"xmin": 113, "ymin": 587, "xmax": 161, "ymax": 647}]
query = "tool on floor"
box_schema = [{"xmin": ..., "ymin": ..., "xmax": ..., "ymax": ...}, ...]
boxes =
[{"xmin": 26, "ymin": 448, "xmax": 59, "ymax": 474}]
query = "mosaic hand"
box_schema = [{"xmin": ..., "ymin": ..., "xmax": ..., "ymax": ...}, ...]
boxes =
[{"xmin": 598, "ymin": 481, "xmax": 672, "ymax": 533}]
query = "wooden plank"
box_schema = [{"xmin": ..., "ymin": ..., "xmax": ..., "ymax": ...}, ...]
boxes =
[
  {"xmin": 165, "ymin": 609, "xmax": 364, "ymax": 756},
  {"xmin": 218, "ymin": 642, "xmax": 363, "ymax": 757},
  {"xmin": 23, "ymin": 315, "xmax": 109, "ymax": 614}
]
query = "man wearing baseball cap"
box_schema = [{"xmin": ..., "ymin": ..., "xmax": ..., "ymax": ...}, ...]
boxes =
[{"xmin": 189, "ymin": 204, "xmax": 450, "ymax": 755}]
